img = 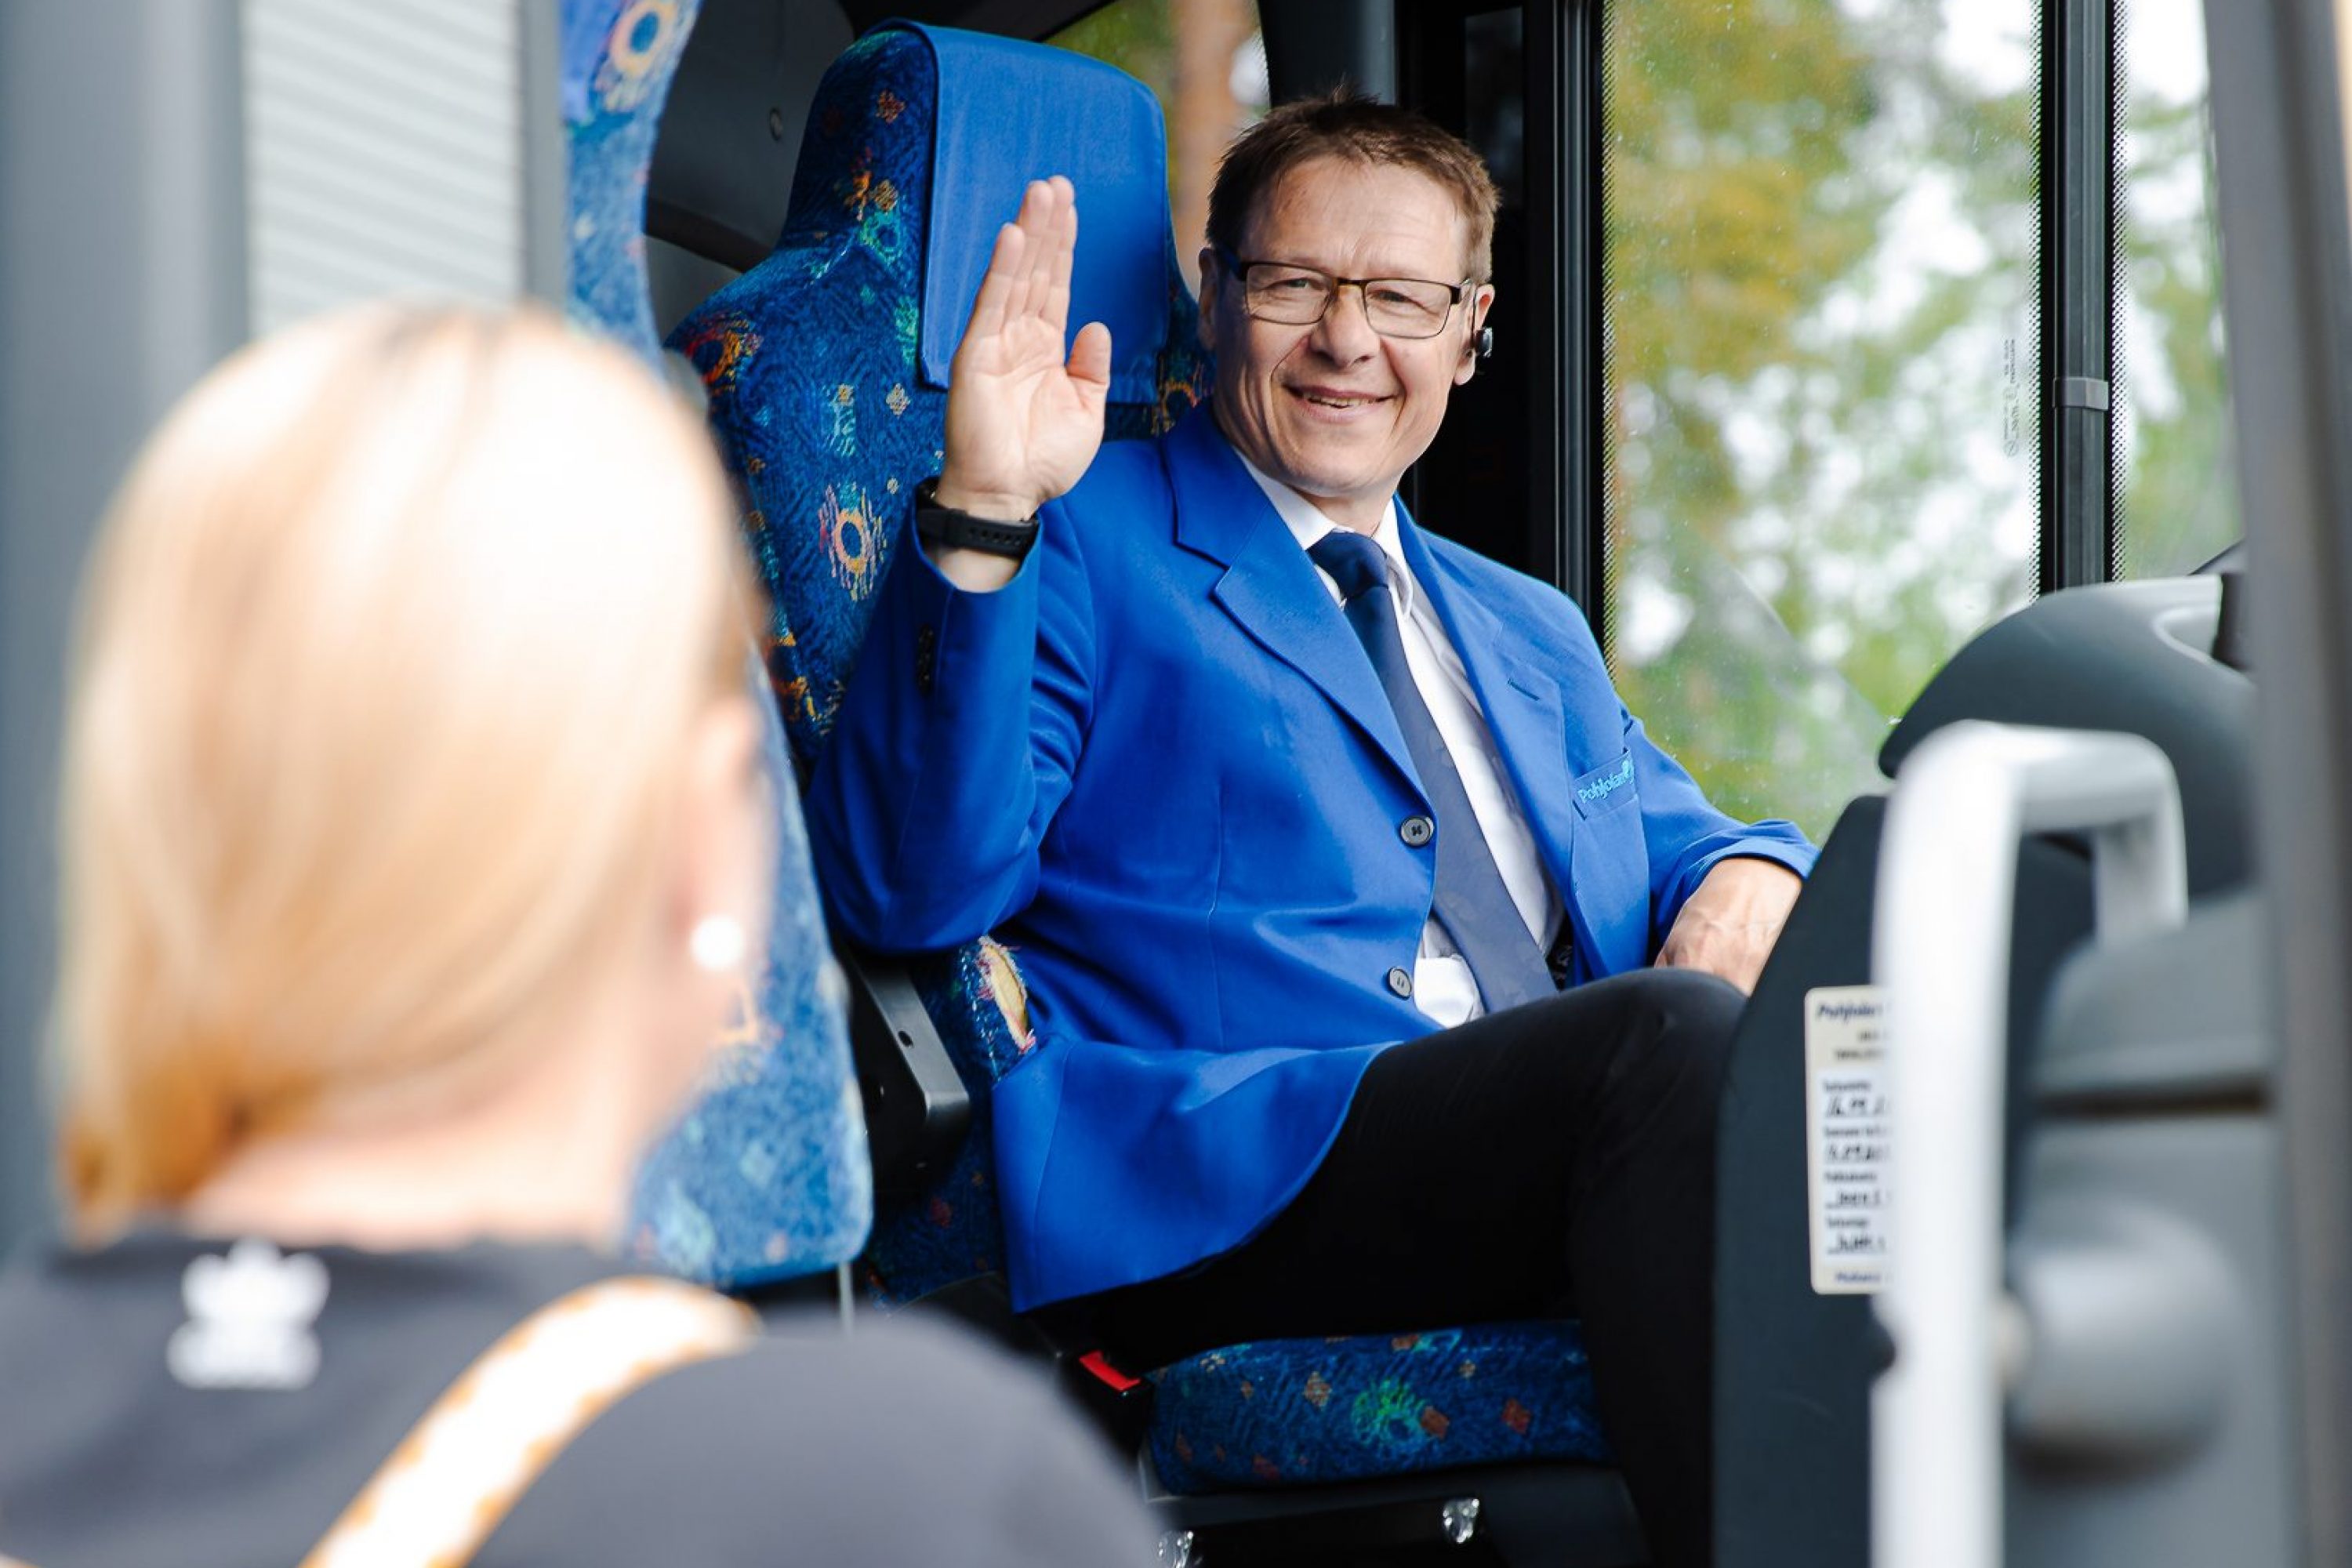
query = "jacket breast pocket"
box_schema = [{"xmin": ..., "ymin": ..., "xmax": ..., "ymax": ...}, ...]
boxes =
[{"xmin": 1567, "ymin": 750, "xmax": 1650, "ymax": 974}]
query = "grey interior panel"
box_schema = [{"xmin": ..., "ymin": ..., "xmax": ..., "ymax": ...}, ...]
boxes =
[
  {"xmin": 1714, "ymin": 796, "xmax": 2099, "ymax": 1568},
  {"xmin": 0, "ymin": 1, "xmax": 250, "ymax": 1250},
  {"xmin": 648, "ymin": 235, "xmax": 743, "ymax": 344},
  {"xmin": 2007, "ymin": 1116, "xmax": 2297, "ymax": 1568},
  {"xmin": 2034, "ymin": 891, "xmax": 2270, "ymax": 1108},
  {"xmin": 648, "ymin": 0, "xmax": 856, "ymax": 269},
  {"xmin": 1998, "ymin": 879, "xmax": 2286, "ymax": 1564}
]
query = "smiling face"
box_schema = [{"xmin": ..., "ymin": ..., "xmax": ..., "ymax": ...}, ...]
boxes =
[{"xmin": 1200, "ymin": 157, "xmax": 1495, "ymax": 533}]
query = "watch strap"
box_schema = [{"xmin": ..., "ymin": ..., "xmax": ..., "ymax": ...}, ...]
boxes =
[{"xmin": 915, "ymin": 478, "xmax": 1040, "ymax": 559}]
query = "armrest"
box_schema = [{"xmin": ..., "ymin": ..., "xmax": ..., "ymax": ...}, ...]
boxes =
[{"xmin": 834, "ymin": 940, "xmax": 972, "ymax": 1197}]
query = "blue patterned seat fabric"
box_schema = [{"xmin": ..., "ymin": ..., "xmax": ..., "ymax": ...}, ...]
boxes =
[
  {"xmin": 1149, "ymin": 1320, "xmax": 1613, "ymax": 1493},
  {"xmin": 670, "ymin": 20, "xmax": 1613, "ymax": 1494},
  {"xmin": 563, "ymin": 0, "xmax": 696, "ymax": 361},
  {"xmin": 559, "ymin": 0, "xmax": 873, "ymax": 1287}
]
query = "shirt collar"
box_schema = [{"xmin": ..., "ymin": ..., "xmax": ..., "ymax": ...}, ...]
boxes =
[{"xmin": 1232, "ymin": 452, "xmax": 1414, "ymax": 616}]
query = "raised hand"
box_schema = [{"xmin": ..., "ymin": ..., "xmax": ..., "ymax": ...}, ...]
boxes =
[{"xmin": 935, "ymin": 176, "xmax": 1112, "ymax": 528}]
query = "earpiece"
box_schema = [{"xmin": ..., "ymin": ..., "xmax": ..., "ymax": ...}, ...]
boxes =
[{"xmin": 1460, "ymin": 327, "xmax": 1494, "ymax": 380}]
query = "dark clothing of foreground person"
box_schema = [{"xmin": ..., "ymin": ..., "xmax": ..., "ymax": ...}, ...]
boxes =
[{"xmin": 0, "ymin": 1233, "xmax": 1151, "ymax": 1568}]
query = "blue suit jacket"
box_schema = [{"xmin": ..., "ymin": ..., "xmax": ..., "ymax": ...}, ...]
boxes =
[{"xmin": 808, "ymin": 406, "xmax": 1817, "ymax": 1309}]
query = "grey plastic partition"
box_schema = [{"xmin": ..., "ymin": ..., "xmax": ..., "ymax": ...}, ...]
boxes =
[
  {"xmin": 0, "ymin": 2, "xmax": 572, "ymax": 1251},
  {"xmin": 2208, "ymin": 0, "xmax": 2352, "ymax": 1559},
  {"xmin": 0, "ymin": 1, "xmax": 250, "ymax": 1250},
  {"xmin": 2009, "ymin": 890, "xmax": 2295, "ymax": 1568},
  {"xmin": 646, "ymin": 0, "xmax": 855, "ymax": 273}
]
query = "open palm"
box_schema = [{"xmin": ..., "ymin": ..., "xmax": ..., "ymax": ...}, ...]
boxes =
[{"xmin": 936, "ymin": 176, "xmax": 1112, "ymax": 520}]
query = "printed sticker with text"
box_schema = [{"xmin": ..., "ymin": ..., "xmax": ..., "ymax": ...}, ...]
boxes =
[{"xmin": 1805, "ymin": 985, "xmax": 1889, "ymax": 1294}]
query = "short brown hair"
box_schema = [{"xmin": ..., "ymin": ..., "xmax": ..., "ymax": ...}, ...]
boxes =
[{"xmin": 1206, "ymin": 91, "xmax": 1502, "ymax": 281}]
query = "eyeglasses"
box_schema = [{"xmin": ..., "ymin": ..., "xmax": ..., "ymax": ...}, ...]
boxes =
[{"xmin": 1215, "ymin": 249, "xmax": 1473, "ymax": 340}]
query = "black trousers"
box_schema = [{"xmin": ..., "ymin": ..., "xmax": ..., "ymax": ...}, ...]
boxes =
[{"xmin": 1086, "ymin": 967, "xmax": 1746, "ymax": 1568}]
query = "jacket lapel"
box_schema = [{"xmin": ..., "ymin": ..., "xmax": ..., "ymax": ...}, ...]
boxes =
[
  {"xmin": 1395, "ymin": 514, "xmax": 1580, "ymax": 889},
  {"xmin": 1165, "ymin": 410, "xmax": 1419, "ymax": 789}
]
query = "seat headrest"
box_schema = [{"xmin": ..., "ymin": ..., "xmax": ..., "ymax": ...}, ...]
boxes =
[{"xmin": 784, "ymin": 20, "xmax": 1180, "ymax": 406}]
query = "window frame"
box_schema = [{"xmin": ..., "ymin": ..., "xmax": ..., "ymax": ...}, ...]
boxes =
[
  {"xmin": 1389, "ymin": 0, "xmax": 1604, "ymax": 621},
  {"xmin": 2044, "ymin": 0, "xmax": 2124, "ymax": 591}
]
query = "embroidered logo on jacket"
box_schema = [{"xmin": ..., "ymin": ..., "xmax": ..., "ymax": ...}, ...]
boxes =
[
  {"xmin": 1576, "ymin": 755, "xmax": 1635, "ymax": 805},
  {"xmin": 167, "ymin": 1238, "xmax": 329, "ymax": 1391}
]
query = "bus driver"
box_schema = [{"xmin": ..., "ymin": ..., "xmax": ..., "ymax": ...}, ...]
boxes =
[{"xmin": 808, "ymin": 95, "xmax": 1817, "ymax": 1568}]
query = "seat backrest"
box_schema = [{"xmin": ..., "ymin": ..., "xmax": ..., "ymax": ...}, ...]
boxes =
[
  {"xmin": 670, "ymin": 20, "xmax": 1210, "ymax": 769},
  {"xmin": 563, "ymin": 0, "xmax": 701, "ymax": 361},
  {"xmin": 561, "ymin": 0, "xmax": 873, "ymax": 1287},
  {"xmin": 670, "ymin": 21, "xmax": 1211, "ymax": 1300},
  {"xmin": 1715, "ymin": 578, "xmax": 2255, "ymax": 1567}
]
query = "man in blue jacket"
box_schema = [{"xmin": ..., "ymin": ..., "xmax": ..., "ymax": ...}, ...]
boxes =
[{"xmin": 808, "ymin": 95, "xmax": 1815, "ymax": 1567}]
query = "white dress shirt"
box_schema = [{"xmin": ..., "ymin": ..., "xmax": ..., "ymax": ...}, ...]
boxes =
[{"xmin": 1238, "ymin": 456, "xmax": 1565, "ymax": 1029}]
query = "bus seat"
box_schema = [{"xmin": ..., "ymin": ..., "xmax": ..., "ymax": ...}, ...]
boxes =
[
  {"xmin": 668, "ymin": 23, "xmax": 1636, "ymax": 1540},
  {"xmin": 559, "ymin": 0, "xmax": 874, "ymax": 1289},
  {"xmin": 670, "ymin": 20, "xmax": 1210, "ymax": 783},
  {"xmin": 1714, "ymin": 573, "xmax": 2253, "ymax": 1568},
  {"xmin": 1148, "ymin": 1319, "xmax": 1610, "ymax": 1490},
  {"xmin": 625, "ymin": 655, "xmax": 876, "ymax": 1287},
  {"xmin": 668, "ymin": 19, "xmax": 1209, "ymax": 1304},
  {"xmin": 563, "ymin": 0, "xmax": 702, "ymax": 362},
  {"xmin": 1878, "ymin": 575, "xmax": 2253, "ymax": 893}
]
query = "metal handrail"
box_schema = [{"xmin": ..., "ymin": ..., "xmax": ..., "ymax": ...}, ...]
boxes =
[{"xmin": 1871, "ymin": 720, "xmax": 2187, "ymax": 1568}]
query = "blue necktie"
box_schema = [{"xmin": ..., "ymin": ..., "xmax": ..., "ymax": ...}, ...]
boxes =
[{"xmin": 1308, "ymin": 530, "xmax": 1555, "ymax": 1012}]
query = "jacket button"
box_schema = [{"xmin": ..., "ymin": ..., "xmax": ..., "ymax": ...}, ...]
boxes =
[
  {"xmin": 1399, "ymin": 815, "xmax": 1434, "ymax": 847},
  {"xmin": 1386, "ymin": 966, "xmax": 1414, "ymax": 999}
]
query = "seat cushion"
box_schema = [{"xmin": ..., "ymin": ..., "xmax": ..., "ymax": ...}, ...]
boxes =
[{"xmin": 1146, "ymin": 1320, "xmax": 1612, "ymax": 1493}]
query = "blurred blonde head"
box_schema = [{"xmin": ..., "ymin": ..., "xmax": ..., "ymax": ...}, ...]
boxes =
[{"xmin": 56, "ymin": 304, "xmax": 753, "ymax": 1235}]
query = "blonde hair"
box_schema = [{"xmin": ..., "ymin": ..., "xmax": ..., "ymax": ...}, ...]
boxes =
[{"xmin": 56, "ymin": 305, "xmax": 749, "ymax": 1232}]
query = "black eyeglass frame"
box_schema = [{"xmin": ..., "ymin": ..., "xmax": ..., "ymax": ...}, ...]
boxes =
[{"xmin": 1212, "ymin": 247, "xmax": 1480, "ymax": 340}]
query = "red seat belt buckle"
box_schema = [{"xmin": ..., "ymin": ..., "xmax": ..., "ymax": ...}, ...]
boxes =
[{"xmin": 1078, "ymin": 1349, "xmax": 1142, "ymax": 1392}]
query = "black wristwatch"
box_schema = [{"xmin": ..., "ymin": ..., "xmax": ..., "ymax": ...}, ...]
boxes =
[{"xmin": 914, "ymin": 477, "xmax": 1040, "ymax": 559}]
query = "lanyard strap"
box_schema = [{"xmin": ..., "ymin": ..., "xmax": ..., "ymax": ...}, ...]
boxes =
[{"xmin": 300, "ymin": 1276, "xmax": 757, "ymax": 1568}]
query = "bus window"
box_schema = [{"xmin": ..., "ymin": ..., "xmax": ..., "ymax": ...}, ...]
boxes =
[
  {"xmin": 2116, "ymin": 0, "xmax": 2238, "ymax": 579},
  {"xmin": 1048, "ymin": 0, "xmax": 1269, "ymax": 289},
  {"xmin": 1599, "ymin": 0, "xmax": 2041, "ymax": 840}
]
